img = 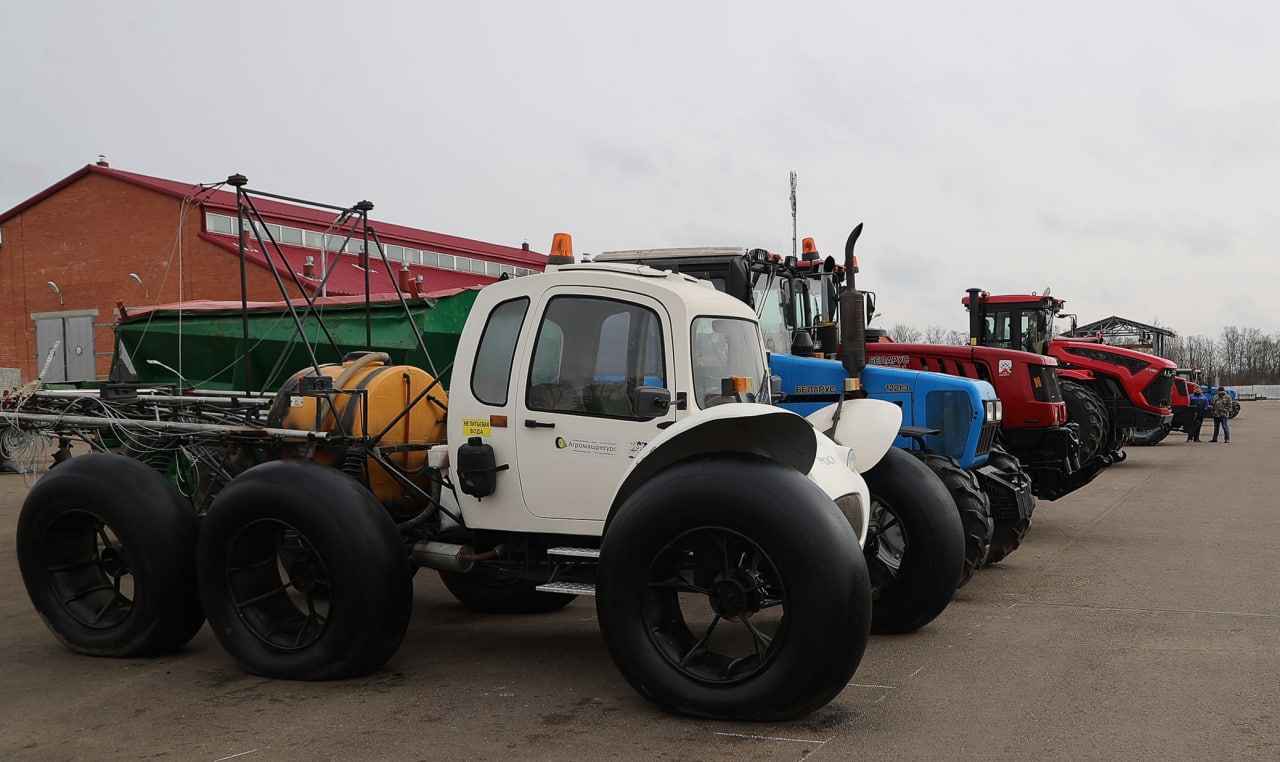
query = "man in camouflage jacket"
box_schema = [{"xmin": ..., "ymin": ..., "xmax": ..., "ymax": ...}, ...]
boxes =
[{"xmin": 1208, "ymin": 390, "xmax": 1233, "ymax": 443}]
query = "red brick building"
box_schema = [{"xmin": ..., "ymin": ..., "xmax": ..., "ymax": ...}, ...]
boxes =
[{"xmin": 0, "ymin": 162, "xmax": 547, "ymax": 384}]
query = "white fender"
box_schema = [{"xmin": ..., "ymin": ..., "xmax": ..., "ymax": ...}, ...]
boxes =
[
  {"xmin": 807, "ymin": 433, "xmax": 871, "ymax": 544},
  {"xmin": 607, "ymin": 403, "xmax": 870, "ymax": 545},
  {"xmin": 805, "ymin": 398, "xmax": 904, "ymax": 473}
]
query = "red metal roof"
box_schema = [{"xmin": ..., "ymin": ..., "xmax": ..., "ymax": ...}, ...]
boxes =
[
  {"xmin": 2, "ymin": 163, "xmax": 548, "ymax": 269},
  {"xmin": 199, "ymin": 232, "xmax": 500, "ymax": 297}
]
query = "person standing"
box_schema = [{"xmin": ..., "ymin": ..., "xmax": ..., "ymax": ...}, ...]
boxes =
[
  {"xmin": 1208, "ymin": 389, "xmax": 1233, "ymax": 443},
  {"xmin": 1185, "ymin": 387, "xmax": 1207, "ymax": 442}
]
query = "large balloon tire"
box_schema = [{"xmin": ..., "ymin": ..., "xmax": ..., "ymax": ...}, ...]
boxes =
[
  {"xmin": 595, "ymin": 455, "xmax": 872, "ymax": 721},
  {"xmin": 16, "ymin": 453, "xmax": 205, "ymax": 657},
  {"xmin": 197, "ymin": 461, "xmax": 412, "ymax": 680},
  {"xmin": 1059, "ymin": 379, "xmax": 1109, "ymax": 464},
  {"xmin": 862, "ymin": 448, "xmax": 965, "ymax": 633},
  {"xmin": 439, "ymin": 571, "xmax": 576, "ymax": 614},
  {"xmin": 982, "ymin": 447, "xmax": 1035, "ymax": 565},
  {"xmin": 913, "ymin": 452, "xmax": 992, "ymax": 588}
]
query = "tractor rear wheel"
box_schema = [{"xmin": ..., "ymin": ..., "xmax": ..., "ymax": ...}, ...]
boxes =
[
  {"xmin": 1060, "ymin": 379, "xmax": 1109, "ymax": 464},
  {"xmin": 862, "ymin": 448, "xmax": 965, "ymax": 633},
  {"xmin": 983, "ymin": 447, "xmax": 1034, "ymax": 565},
  {"xmin": 913, "ymin": 452, "xmax": 992, "ymax": 587},
  {"xmin": 17, "ymin": 453, "xmax": 205, "ymax": 657},
  {"xmin": 197, "ymin": 461, "xmax": 412, "ymax": 680},
  {"xmin": 596, "ymin": 455, "xmax": 871, "ymax": 721}
]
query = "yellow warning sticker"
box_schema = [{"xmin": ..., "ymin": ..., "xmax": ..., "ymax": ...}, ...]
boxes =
[{"xmin": 462, "ymin": 418, "xmax": 492, "ymax": 437}]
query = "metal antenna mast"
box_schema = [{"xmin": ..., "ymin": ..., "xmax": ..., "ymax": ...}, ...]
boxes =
[{"xmin": 790, "ymin": 171, "xmax": 798, "ymax": 260}]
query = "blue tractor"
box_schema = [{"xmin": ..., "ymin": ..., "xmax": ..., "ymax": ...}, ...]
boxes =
[{"xmin": 595, "ymin": 227, "xmax": 1035, "ymax": 583}]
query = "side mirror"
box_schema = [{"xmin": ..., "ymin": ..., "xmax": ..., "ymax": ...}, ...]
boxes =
[
  {"xmin": 769, "ymin": 375, "xmax": 784, "ymax": 403},
  {"xmin": 632, "ymin": 386, "xmax": 672, "ymax": 418},
  {"xmin": 791, "ymin": 329, "xmax": 815, "ymax": 357}
]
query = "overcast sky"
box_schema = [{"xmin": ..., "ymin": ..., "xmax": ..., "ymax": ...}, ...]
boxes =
[{"xmin": 4, "ymin": 1, "xmax": 1277, "ymax": 339}]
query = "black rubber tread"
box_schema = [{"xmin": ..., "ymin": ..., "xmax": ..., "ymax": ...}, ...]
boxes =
[
  {"xmin": 912, "ymin": 452, "xmax": 992, "ymax": 588},
  {"xmin": 438, "ymin": 571, "xmax": 576, "ymax": 614},
  {"xmin": 197, "ymin": 460, "xmax": 413, "ymax": 680},
  {"xmin": 1059, "ymin": 378, "xmax": 1109, "ymax": 464},
  {"xmin": 17, "ymin": 453, "xmax": 205, "ymax": 657},
  {"xmin": 861, "ymin": 447, "xmax": 965, "ymax": 633},
  {"xmin": 595, "ymin": 455, "xmax": 872, "ymax": 721},
  {"xmin": 982, "ymin": 447, "xmax": 1034, "ymax": 565}
]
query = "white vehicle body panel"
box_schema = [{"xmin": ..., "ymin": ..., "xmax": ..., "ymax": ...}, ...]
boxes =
[{"xmin": 805, "ymin": 398, "xmax": 904, "ymax": 473}]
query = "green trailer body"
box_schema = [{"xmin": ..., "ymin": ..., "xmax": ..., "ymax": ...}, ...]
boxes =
[{"xmin": 111, "ymin": 289, "xmax": 480, "ymax": 392}]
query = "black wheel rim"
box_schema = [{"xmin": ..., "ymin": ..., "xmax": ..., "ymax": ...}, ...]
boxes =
[
  {"xmin": 867, "ymin": 498, "xmax": 907, "ymax": 601},
  {"xmin": 225, "ymin": 519, "xmax": 331, "ymax": 651},
  {"xmin": 42, "ymin": 510, "xmax": 135, "ymax": 629},
  {"xmin": 641, "ymin": 527, "xmax": 786, "ymax": 684}
]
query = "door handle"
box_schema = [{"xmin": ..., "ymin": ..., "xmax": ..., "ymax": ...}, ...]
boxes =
[{"xmin": 524, "ymin": 419, "xmax": 555, "ymax": 428}]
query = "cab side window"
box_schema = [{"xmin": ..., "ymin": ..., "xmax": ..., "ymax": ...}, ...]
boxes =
[
  {"xmin": 471, "ymin": 297, "xmax": 529, "ymax": 406},
  {"xmin": 526, "ymin": 296, "xmax": 665, "ymax": 419}
]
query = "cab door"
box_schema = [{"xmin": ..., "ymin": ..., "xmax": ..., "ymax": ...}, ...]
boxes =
[{"xmin": 515, "ymin": 288, "xmax": 675, "ymax": 521}]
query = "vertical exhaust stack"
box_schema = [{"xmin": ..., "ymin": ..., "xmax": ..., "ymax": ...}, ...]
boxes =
[
  {"xmin": 966, "ymin": 288, "xmax": 984, "ymax": 345},
  {"xmin": 839, "ymin": 224, "xmax": 867, "ymax": 396}
]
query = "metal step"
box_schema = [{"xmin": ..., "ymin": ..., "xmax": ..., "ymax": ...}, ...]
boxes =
[
  {"xmin": 535, "ymin": 581, "xmax": 596, "ymax": 596},
  {"xmin": 547, "ymin": 546, "xmax": 600, "ymax": 559}
]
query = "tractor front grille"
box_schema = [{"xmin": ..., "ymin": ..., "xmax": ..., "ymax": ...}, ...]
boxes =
[
  {"xmin": 1143, "ymin": 371, "xmax": 1175, "ymax": 409},
  {"xmin": 976, "ymin": 421, "xmax": 998, "ymax": 458}
]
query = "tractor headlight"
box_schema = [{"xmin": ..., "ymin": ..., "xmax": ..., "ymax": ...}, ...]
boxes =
[{"xmin": 984, "ymin": 399, "xmax": 1003, "ymax": 424}]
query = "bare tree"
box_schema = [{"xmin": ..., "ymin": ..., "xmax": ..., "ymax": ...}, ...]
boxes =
[
  {"xmin": 923, "ymin": 324, "xmax": 951, "ymax": 344},
  {"xmin": 1218, "ymin": 326, "xmax": 1244, "ymax": 384},
  {"xmin": 890, "ymin": 323, "xmax": 923, "ymax": 343}
]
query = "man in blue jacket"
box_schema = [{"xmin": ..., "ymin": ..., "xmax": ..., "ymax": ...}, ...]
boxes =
[{"xmin": 1185, "ymin": 388, "xmax": 1207, "ymax": 442}]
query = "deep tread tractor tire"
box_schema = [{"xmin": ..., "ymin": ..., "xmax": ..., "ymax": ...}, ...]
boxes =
[
  {"xmin": 912, "ymin": 452, "xmax": 992, "ymax": 588},
  {"xmin": 17, "ymin": 453, "xmax": 205, "ymax": 657},
  {"xmin": 1230, "ymin": 401, "xmax": 1241, "ymax": 419},
  {"xmin": 596, "ymin": 455, "xmax": 872, "ymax": 721},
  {"xmin": 982, "ymin": 446, "xmax": 1034, "ymax": 565},
  {"xmin": 1059, "ymin": 378, "xmax": 1109, "ymax": 464},
  {"xmin": 862, "ymin": 448, "xmax": 965, "ymax": 633},
  {"xmin": 439, "ymin": 571, "xmax": 576, "ymax": 614},
  {"xmin": 197, "ymin": 461, "xmax": 412, "ymax": 680}
]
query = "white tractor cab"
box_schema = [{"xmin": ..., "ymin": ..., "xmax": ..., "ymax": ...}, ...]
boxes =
[{"xmin": 443, "ymin": 244, "xmax": 873, "ymax": 533}]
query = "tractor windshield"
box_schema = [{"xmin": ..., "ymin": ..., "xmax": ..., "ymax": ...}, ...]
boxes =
[
  {"xmin": 983, "ymin": 306, "xmax": 1052, "ymax": 353},
  {"xmin": 690, "ymin": 317, "xmax": 767, "ymax": 409}
]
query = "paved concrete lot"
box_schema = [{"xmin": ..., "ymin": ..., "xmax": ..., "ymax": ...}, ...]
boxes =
[{"xmin": 2, "ymin": 404, "xmax": 1277, "ymax": 761}]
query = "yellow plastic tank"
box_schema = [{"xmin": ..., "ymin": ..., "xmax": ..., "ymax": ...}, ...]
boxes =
[{"xmin": 273, "ymin": 353, "xmax": 448, "ymax": 504}]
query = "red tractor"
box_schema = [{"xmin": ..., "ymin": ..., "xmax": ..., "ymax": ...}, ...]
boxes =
[{"xmin": 962, "ymin": 289, "xmax": 1176, "ymax": 464}]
